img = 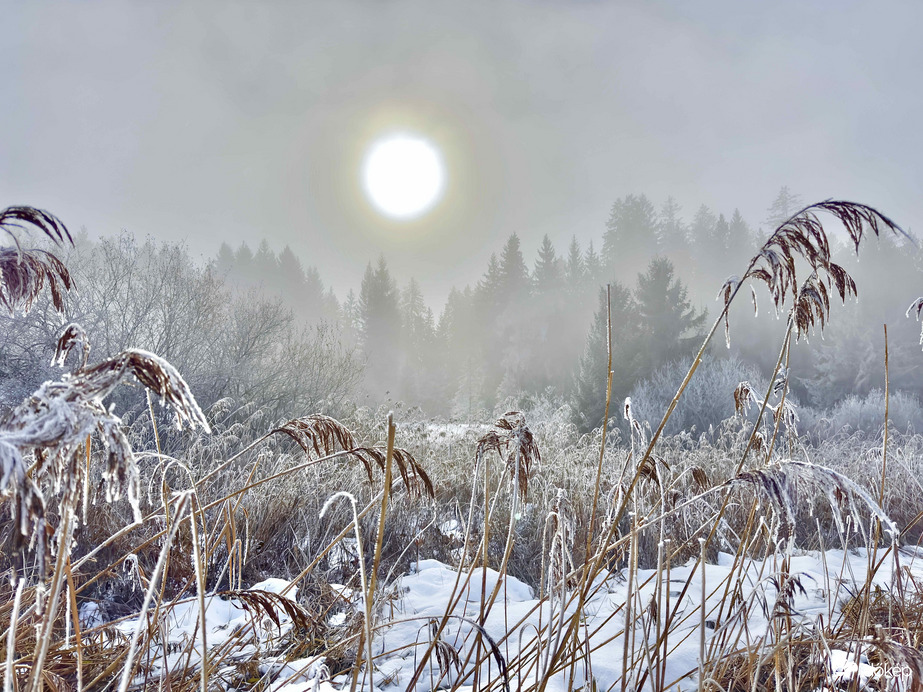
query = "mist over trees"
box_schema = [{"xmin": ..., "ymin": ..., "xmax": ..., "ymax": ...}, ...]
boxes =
[{"xmin": 3, "ymin": 188, "xmax": 921, "ymax": 436}]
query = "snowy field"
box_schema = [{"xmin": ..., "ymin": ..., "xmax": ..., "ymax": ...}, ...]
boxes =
[{"xmin": 98, "ymin": 546, "xmax": 923, "ymax": 692}]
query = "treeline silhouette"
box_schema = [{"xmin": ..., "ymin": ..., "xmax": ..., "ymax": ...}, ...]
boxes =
[
  {"xmin": 2, "ymin": 188, "xmax": 920, "ymax": 435},
  {"xmin": 210, "ymin": 187, "xmax": 923, "ymax": 430}
]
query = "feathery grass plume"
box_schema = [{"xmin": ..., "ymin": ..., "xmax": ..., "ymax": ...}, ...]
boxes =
[
  {"xmin": 0, "ymin": 336, "xmax": 210, "ymax": 575},
  {"xmin": 271, "ymin": 414, "xmax": 356, "ymax": 456},
  {"xmin": 733, "ymin": 381, "xmax": 761, "ymax": 417},
  {"xmin": 269, "ymin": 415, "xmax": 433, "ymax": 497},
  {"xmin": 0, "ymin": 205, "xmax": 74, "ymax": 315},
  {"xmin": 348, "ymin": 446, "xmax": 434, "ymax": 498},
  {"xmin": 907, "ymin": 296, "xmax": 923, "ymax": 349},
  {"xmin": 728, "ymin": 459, "xmax": 898, "ymax": 554},
  {"xmin": 476, "ymin": 411, "xmax": 540, "ymax": 500},
  {"xmin": 546, "ymin": 488, "xmax": 575, "ymax": 591},
  {"xmin": 219, "ymin": 588, "xmax": 316, "ymax": 632},
  {"xmin": 718, "ymin": 201, "xmax": 901, "ymax": 345},
  {"xmin": 0, "ymin": 205, "xmax": 72, "ymax": 246},
  {"xmin": 690, "ymin": 466, "xmax": 710, "ymax": 491},
  {"xmin": 791, "ymin": 272, "xmax": 839, "ymax": 340},
  {"xmin": 52, "ymin": 322, "xmax": 91, "ymax": 370},
  {"xmin": 429, "ymin": 619, "xmax": 462, "ymax": 679},
  {"xmin": 638, "ymin": 454, "xmax": 664, "ymax": 488}
]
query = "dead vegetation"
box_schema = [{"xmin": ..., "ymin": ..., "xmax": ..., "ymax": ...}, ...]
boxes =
[{"xmin": 2, "ymin": 202, "xmax": 923, "ymax": 691}]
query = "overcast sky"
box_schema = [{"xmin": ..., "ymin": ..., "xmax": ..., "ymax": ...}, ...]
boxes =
[{"xmin": 5, "ymin": 1, "xmax": 922, "ymax": 302}]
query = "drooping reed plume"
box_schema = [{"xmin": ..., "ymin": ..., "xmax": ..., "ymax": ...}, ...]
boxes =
[
  {"xmin": 0, "ymin": 205, "xmax": 74, "ymax": 315},
  {"xmin": 717, "ymin": 201, "xmax": 902, "ymax": 346},
  {"xmin": 475, "ymin": 411, "xmax": 541, "ymax": 500},
  {"xmin": 268, "ymin": 413, "xmax": 433, "ymax": 497},
  {"xmin": 907, "ymin": 296, "xmax": 923, "ymax": 348}
]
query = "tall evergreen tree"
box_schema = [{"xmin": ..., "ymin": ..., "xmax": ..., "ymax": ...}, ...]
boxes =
[
  {"xmin": 438, "ymin": 287, "xmax": 485, "ymax": 417},
  {"xmin": 399, "ymin": 278, "xmax": 437, "ymax": 406},
  {"xmin": 634, "ymin": 257, "xmax": 707, "ymax": 377},
  {"xmin": 215, "ymin": 242, "xmax": 235, "ymax": 277},
  {"xmin": 533, "ymin": 235, "xmax": 563, "ymax": 295},
  {"xmin": 476, "ymin": 253, "xmax": 503, "ymax": 309},
  {"xmin": 498, "ymin": 233, "xmax": 531, "ymax": 302},
  {"xmin": 358, "ymin": 256, "xmax": 402, "ymax": 396},
  {"xmin": 341, "ymin": 289, "xmax": 361, "ymax": 345},
  {"xmin": 657, "ymin": 197, "xmax": 689, "ymax": 260},
  {"xmin": 765, "ymin": 186, "xmax": 804, "ymax": 229},
  {"xmin": 234, "ymin": 243, "xmax": 255, "ymax": 284},
  {"xmin": 253, "ymin": 240, "xmax": 278, "ymax": 285},
  {"xmin": 727, "ymin": 208, "xmax": 756, "ymax": 270},
  {"xmin": 602, "ymin": 194, "xmax": 659, "ymax": 279},
  {"xmin": 572, "ymin": 283, "xmax": 641, "ymax": 431},
  {"xmin": 584, "ymin": 240, "xmax": 604, "ymax": 291},
  {"xmin": 564, "ymin": 236, "xmax": 585, "ymax": 294}
]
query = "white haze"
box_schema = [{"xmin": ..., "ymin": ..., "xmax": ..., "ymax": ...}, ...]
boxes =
[{"xmin": 3, "ymin": 0, "xmax": 922, "ymax": 301}]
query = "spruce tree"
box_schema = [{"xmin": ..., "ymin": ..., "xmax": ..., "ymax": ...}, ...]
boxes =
[
  {"xmin": 634, "ymin": 257, "xmax": 707, "ymax": 379},
  {"xmin": 602, "ymin": 194, "xmax": 659, "ymax": 278},
  {"xmin": 765, "ymin": 186, "xmax": 804, "ymax": 229},
  {"xmin": 358, "ymin": 256, "xmax": 402, "ymax": 396},
  {"xmin": 564, "ymin": 236, "xmax": 585, "ymax": 294},
  {"xmin": 572, "ymin": 283, "xmax": 641, "ymax": 431},
  {"xmin": 498, "ymin": 233, "xmax": 531, "ymax": 302},
  {"xmin": 657, "ymin": 197, "xmax": 689, "ymax": 260},
  {"xmin": 533, "ymin": 235, "xmax": 563, "ymax": 295}
]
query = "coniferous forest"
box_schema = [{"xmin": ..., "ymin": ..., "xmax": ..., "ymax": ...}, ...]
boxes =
[{"xmin": 6, "ymin": 188, "xmax": 920, "ymax": 438}]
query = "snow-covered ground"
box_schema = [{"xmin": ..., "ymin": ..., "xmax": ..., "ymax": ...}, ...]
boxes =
[{"xmin": 101, "ymin": 547, "xmax": 923, "ymax": 691}]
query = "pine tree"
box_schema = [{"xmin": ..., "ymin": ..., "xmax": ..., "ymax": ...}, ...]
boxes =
[
  {"xmin": 657, "ymin": 197, "xmax": 689, "ymax": 258},
  {"xmin": 215, "ymin": 242, "xmax": 235, "ymax": 277},
  {"xmin": 439, "ymin": 287, "xmax": 485, "ymax": 416},
  {"xmin": 399, "ymin": 278, "xmax": 437, "ymax": 406},
  {"xmin": 235, "ymin": 243, "xmax": 255, "ymax": 284},
  {"xmin": 728, "ymin": 209, "xmax": 756, "ymax": 269},
  {"xmin": 765, "ymin": 186, "xmax": 804, "ymax": 229},
  {"xmin": 564, "ymin": 236, "xmax": 585, "ymax": 294},
  {"xmin": 602, "ymin": 194, "xmax": 659, "ymax": 278},
  {"xmin": 533, "ymin": 235, "xmax": 563, "ymax": 295},
  {"xmin": 584, "ymin": 240, "xmax": 603, "ymax": 291},
  {"xmin": 277, "ymin": 245, "xmax": 310, "ymax": 314},
  {"xmin": 253, "ymin": 240, "xmax": 278, "ymax": 286},
  {"xmin": 572, "ymin": 283, "xmax": 641, "ymax": 431},
  {"xmin": 358, "ymin": 256, "xmax": 402, "ymax": 395},
  {"xmin": 341, "ymin": 289, "xmax": 361, "ymax": 345},
  {"xmin": 476, "ymin": 253, "xmax": 503, "ymax": 310},
  {"xmin": 498, "ymin": 233, "xmax": 531, "ymax": 302},
  {"xmin": 634, "ymin": 257, "xmax": 707, "ymax": 378}
]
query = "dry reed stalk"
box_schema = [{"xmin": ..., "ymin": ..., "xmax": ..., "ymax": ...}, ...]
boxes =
[
  {"xmin": 364, "ymin": 413, "xmax": 395, "ymax": 690},
  {"xmin": 116, "ymin": 492, "xmax": 191, "ymax": 692},
  {"xmin": 63, "ymin": 558, "xmax": 84, "ymax": 692},
  {"xmin": 3, "ymin": 578, "xmax": 25, "ymax": 692},
  {"xmin": 320, "ymin": 492, "xmax": 373, "ymax": 692},
  {"xmin": 188, "ymin": 494, "xmax": 208, "ymax": 692},
  {"xmin": 586, "ymin": 283, "xmax": 614, "ymax": 551},
  {"xmin": 26, "ymin": 502, "xmax": 74, "ymax": 692}
]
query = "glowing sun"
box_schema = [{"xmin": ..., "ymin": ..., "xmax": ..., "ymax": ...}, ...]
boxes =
[{"xmin": 361, "ymin": 134, "xmax": 446, "ymax": 219}]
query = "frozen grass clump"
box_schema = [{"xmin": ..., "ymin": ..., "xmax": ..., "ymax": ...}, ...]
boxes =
[{"xmin": 629, "ymin": 355, "xmax": 765, "ymax": 437}]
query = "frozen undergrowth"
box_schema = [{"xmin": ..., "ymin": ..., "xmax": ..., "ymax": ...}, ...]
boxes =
[{"xmin": 99, "ymin": 546, "xmax": 923, "ymax": 692}]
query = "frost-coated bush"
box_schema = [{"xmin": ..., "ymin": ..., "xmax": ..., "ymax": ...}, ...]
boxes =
[
  {"xmin": 805, "ymin": 388, "xmax": 923, "ymax": 437},
  {"xmin": 629, "ymin": 355, "xmax": 764, "ymax": 436}
]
